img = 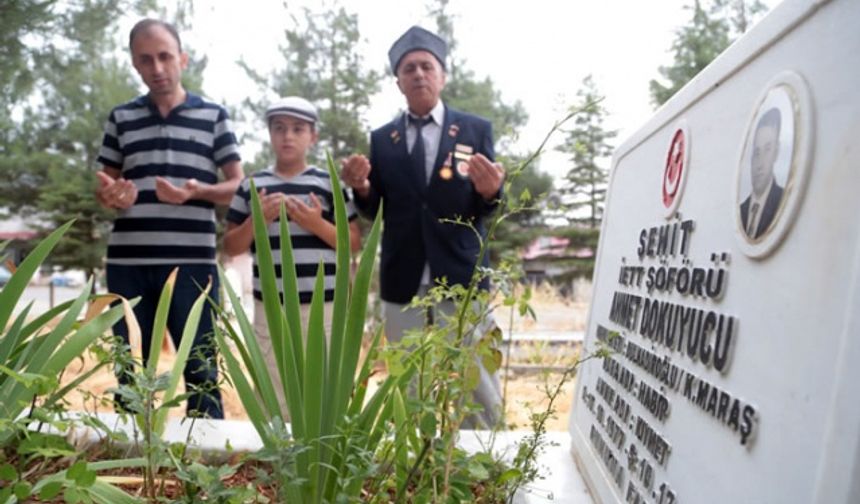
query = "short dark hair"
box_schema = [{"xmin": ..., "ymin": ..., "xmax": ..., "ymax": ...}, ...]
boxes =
[
  {"xmin": 129, "ymin": 19, "xmax": 182, "ymax": 53},
  {"xmin": 755, "ymin": 107, "xmax": 781, "ymax": 136}
]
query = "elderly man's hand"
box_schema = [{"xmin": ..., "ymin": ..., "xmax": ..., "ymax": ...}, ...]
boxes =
[
  {"xmin": 340, "ymin": 154, "xmax": 372, "ymax": 197},
  {"xmin": 467, "ymin": 153, "xmax": 505, "ymax": 201}
]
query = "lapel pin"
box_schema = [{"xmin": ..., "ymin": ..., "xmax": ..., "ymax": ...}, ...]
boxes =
[
  {"xmin": 390, "ymin": 130, "xmax": 400, "ymax": 144},
  {"xmin": 448, "ymin": 124, "xmax": 460, "ymax": 138}
]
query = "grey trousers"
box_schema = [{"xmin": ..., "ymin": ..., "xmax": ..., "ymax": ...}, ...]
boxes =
[{"xmin": 383, "ymin": 289, "xmax": 503, "ymax": 428}]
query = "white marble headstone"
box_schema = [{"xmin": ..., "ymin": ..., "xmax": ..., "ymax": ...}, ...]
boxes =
[{"xmin": 569, "ymin": 0, "xmax": 860, "ymax": 502}]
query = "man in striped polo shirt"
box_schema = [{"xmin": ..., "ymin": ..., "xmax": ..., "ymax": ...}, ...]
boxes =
[{"xmin": 95, "ymin": 19, "xmax": 243, "ymax": 418}]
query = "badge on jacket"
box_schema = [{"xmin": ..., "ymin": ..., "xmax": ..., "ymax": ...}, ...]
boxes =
[
  {"xmin": 456, "ymin": 161, "xmax": 470, "ymax": 178},
  {"xmin": 453, "ymin": 143, "xmax": 473, "ymax": 161},
  {"xmin": 440, "ymin": 152, "xmax": 454, "ymax": 180}
]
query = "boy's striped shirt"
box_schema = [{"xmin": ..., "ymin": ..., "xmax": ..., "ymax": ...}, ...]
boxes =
[{"xmin": 227, "ymin": 167, "xmax": 357, "ymax": 303}]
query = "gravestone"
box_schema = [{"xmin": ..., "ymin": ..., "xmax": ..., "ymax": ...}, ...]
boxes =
[{"xmin": 568, "ymin": 0, "xmax": 860, "ymax": 502}]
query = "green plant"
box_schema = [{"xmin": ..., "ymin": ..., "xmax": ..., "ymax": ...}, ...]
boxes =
[
  {"xmin": 0, "ymin": 222, "xmax": 148, "ymax": 503},
  {"xmin": 0, "ymin": 223, "xmax": 219, "ymax": 503},
  {"xmin": 21, "ymin": 457, "xmax": 147, "ymax": 504},
  {"xmin": 167, "ymin": 451, "xmax": 261, "ymax": 504},
  {"xmin": 107, "ymin": 267, "xmax": 214, "ymax": 501},
  {"xmin": 0, "ymin": 421, "xmax": 149, "ymax": 504},
  {"xmin": 0, "ymin": 222, "xmax": 133, "ymax": 443},
  {"xmin": 360, "ymin": 108, "xmax": 593, "ymax": 502},
  {"xmin": 499, "ymin": 354, "xmax": 602, "ymax": 502},
  {"xmin": 214, "ymin": 154, "xmax": 411, "ymax": 502},
  {"xmin": 110, "ymin": 372, "xmax": 183, "ymax": 501}
]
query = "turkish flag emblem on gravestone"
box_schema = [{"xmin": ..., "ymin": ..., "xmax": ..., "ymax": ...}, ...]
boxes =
[{"xmin": 663, "ymin": 128, "xmax": 686, "ymax": 209}]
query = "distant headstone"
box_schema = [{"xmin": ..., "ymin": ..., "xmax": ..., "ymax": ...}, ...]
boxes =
[{"xmin": 568, "ymin": 0, "xmax": 860, "ymax": 502}]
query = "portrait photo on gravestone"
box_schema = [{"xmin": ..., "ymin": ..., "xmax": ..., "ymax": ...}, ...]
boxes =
[
  {"xmin": 734, "ymin": 71, "xmax": 814, "ymax": 258},
  {"xmin": 737, "ymin": 83, "xmax": 795, "ymax": 241}
]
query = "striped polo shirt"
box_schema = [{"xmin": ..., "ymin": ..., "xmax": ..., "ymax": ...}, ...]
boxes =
[
  {"xmin": 226, "ymin": 167, "xmax": 357, "ymax": 303},
  {"xmin": 97, "ymin": 93, "xmax": 241, "ymax": 265}
]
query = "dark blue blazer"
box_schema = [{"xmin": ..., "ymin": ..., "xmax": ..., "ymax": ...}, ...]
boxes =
[{"xmin": 355, "ymin": 106, "xmax": 498, "ymax": 303}]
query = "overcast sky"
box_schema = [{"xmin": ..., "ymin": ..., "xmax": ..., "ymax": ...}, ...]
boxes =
[{"xmin": 163, "ymin": 0, "xmax": 776, "ymax": 178}]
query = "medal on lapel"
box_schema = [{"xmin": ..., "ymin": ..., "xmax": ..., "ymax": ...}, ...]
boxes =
[
  {"xmin": 448, "ymin": 124, "xmax": 459, "ymax": 138},
  {"xmin": 390, "ymin": 130, "xmax": 401, "ymax": 144},
  {"xmin": 440, "ymin": 152, "xmax": 454, "ymax": 180}
]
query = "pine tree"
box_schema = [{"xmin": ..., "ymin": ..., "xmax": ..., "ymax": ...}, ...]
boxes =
[
  {"xmin": 0, "ymin": 0, "xmax": 198, "ymax": 277},
  {"xmin": 428, "ymin": 0, "xmax": 547, "ymax": 262},
  {"xmin": 430, "ymin": 0, "xmax": 527, "ymax": 152},
  {"xmin": 489, "ymin": 153, "xmax": 555, "ymax": 255},
  {"xmin": 18, "ymin": 3, "xmax": 143, "ymax": 278},
  {"xmin": 162, "ymin": 0, "xmax": 208, "ymax": 94},
  {"xmin": 240, "ymin": 2, "xmax": 380, "ymax": 171},
  {"xmin": 556, "ymin": 75, "xmax": 616, "ymax": 230},
  {"xmin": 649, "ymin": 0, "xmax": 767, "ymax": 106}
]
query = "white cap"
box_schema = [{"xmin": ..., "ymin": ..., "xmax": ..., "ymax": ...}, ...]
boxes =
[{"xmin": 265, "ymin": 96, "xmax": 318, "ymax": 125}]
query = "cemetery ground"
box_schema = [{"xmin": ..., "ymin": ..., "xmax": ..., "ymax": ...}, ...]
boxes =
[{"xmin": 39, "ymin": 282, "xmax": 590, "ymax": 431}]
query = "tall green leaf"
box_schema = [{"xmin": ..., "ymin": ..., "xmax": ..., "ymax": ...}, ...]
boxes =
[
  {"xmin": 333, "ymin": 197, "xmax": 383, "ymax": 422},
  {"xmin": 217, "ymin": 266, "xmax": 281, "ymax": 420},
  {"xmin": 17, "ymin": 279, "xmax": 93, "ymax": 377},
  {"xmin": 249, "ymin": 182, "xmax": 305, "ymax": 439},
  {"xmin": 0, "ymin": 305, "xmax": 33, "ymax": 380},
  {"xmin": 153, "ymin": 278, "xmax": 212, "ymax": 436},
  {"xmin": 278, "ymin": 203, "xmax": 305, "ymax": 388},
  {"xmin": 0, "ymin": 299, "xmax": 132, "ymax": 443},
  {"xmin": 145, "ymin": 268, "xmax": 177, "ymax": 376},
  {"xmin": 0, "ymin": 221, "xmax": 73, "ymax": 332},
  {"xmin": 213, "ymin": 326, "xmax": 274, "ymax": 447},
  {"xmin": 304, "ymin": 265, "xmax": 327, "ymax": 497}
]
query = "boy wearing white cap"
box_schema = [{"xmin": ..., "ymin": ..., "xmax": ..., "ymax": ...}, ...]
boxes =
[{"xmin": 224, "ymin": 97, "xmax": 360, "ymax": 407}]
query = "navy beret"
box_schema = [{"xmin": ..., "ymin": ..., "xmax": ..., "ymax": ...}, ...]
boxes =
[{"xmin": 388, "ymin": 26, "xmax": 447, "ymax": 75}]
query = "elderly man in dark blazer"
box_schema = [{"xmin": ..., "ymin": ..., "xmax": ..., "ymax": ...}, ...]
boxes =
[{"xmin": 342, "ymin": 26, "xmax": 505, "ymax": 427}]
